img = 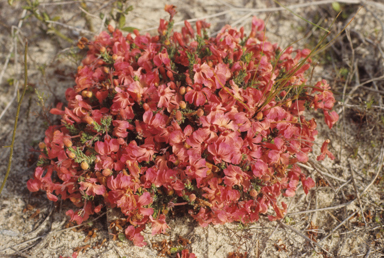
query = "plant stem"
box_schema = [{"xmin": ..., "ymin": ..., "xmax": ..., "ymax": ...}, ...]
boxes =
[{"xmin": 0, "ymin": 41, "xmax": 28, "ymax": 195}]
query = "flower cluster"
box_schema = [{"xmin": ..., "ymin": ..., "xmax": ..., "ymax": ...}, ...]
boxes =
[{"xmin": 27, "ymin": 5, "xmax": 338, "ymax": 247}]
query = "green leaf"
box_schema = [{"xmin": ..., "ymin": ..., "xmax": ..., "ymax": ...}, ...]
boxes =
[
  {"xmin": 366, "ymin": 99, "xmax": 374, "ymax": 109},
  {"xmin": 121, "ymin": 26, "xmax": 137, "ymax": 33},
  {"xmin": 117, "ymin": 1, "xmax": 122, "ymax": 9},
  {"xmin": 119, "ymin": 15, "xmax": 126, "ymax": 29},
  {"xmin": 42, "ymin": 12, "xmax": 50, "ymax": 21},
  {"xmin": 332, "ymin": 2, "xmax": 341, "ymax": 12},
  {"xmin": 52, "ymin": 16, "xmax": 61, "ymax": 22},
  {"xmin": 118, "ymin": 233, "xmax": 126, "ymax": 242},
  {"xmin": 125, "ymin": 5, "xmax": 133, "ymax": 14}
]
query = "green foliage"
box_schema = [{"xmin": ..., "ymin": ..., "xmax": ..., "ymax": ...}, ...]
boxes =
[
  {"xmin": 332, "ymin": 2, "xmax": 341, "ymax": 12},
  {"xmin": 63, "ymin": 122, "xmax": 80, "ymax": 135},
  {"xmin": 241, "ymin": 51, "xmax": 253, "ymax": 64},
  {"xmin": 93, "ymin": 116, "xmax": 112, "ymax": 134},
  {"xmin": 106, "ymin": 0, "xmax": 137, "ymax": 32},
  {"xmin": 233, "ymin": 69, "xmax": 248, "ymax": 87},
  {"xmin": 170, "ymin": 246, "xmax": 184, "ymax": 254},
  {"xmin": 366, "ymin": 99, "xmax": 375, "ymax": 109},
  {"xmin": 37, "ymin": 158, "xmax": 50, "ymax": 167},
  {"xmin": 68, "ymin": 147, "xmax": 96, "ymax": 165},
  {"xmin": 58, "ymin": 47, "xmax": 84, "ymax": 65},
  {"xmin": 34, "ymin": 89, "xmax": 47, "ymax": 107},
  {"xmin": 99, "ymin": 50, "xmax": 113, "ymax": 64},
  {"xmin": 80, "ymin": 132, "xmax": 100, "ymax": 144},
  {"xmin": 121, "ymin": 27, "xmax": 137, "ymax": 33}
]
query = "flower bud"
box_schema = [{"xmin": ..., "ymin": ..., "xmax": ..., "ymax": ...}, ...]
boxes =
[
  {"xmin": 186, "ymin": 75, "xmax": 192, "ymax": 85},
  {"xmin": 108, "ymin": 24, "xmax": 115, "ymax": 33},
  {"xmin": 68, "ymin": 152, "xmax": 76, "ymax": 159},
  {"xmin": 256, "ymin": 112, "xmax": 263, "ymax": 120},
  {"xmin": 189, "ymin": 194, "xmax": 196, "ymax": 202},
  {"xmin": 143, "ymin": 103, "xmax": 150, "ymax": 111},
  {"xmin": 113, "ymin": 79, "xmax": 119, "ymax": 86},
  {"xmin": 286, "ymin": 100, "xmax": 292, "ymax": 108},
  {"xmin": 103, "ymin": 67, "xmax": 109, "ymax": 74},
  {"xmin": 81, "ymin": 161, "xmax": 89, "ymax": 170},
  {"xmin": 82, "ymin": 90, "xmax": 89, "ymax": 98},
  {"xmin": 179, "ymin": 101, "xmax": 187, "ymax": 109},
  {"xmin": 167, "ymin": 189, "xmax": 174, "ymax": 196},
  {"xmin": 186, "ymin": 87, "xmax": 192, "ymax": 93},
  {"xmin": 38, "ymin": 142, "xmax": 46, "ymax": 149},
  {"xmin": 250, "ymin": 189, "xmax": 258, "ymax": 198},
  {"xmin": 168, "ymin": 81, "xmax": 176, "ymax": 89},
  {"xmin": 102, "ymin": 168, "xmax": 112, "ymax": 177},
  {"xmin": 100, "ymin": 47, "xmax": 106, "ymax": 53},
  {"xmin": 179, "ymin": 86, "xmax": 186, "ymax": 95},
  {"xmin": 86, "ymin": 91, "xmax": 93, "ymax": 98},
  {"xmin": 83, "ymin": 115, "xmax": 94, "ymax": 125},
  {"xmin": 117, "ymin": 138, "xmax": 125, "ymax": 145},
  {"xmin": 167, "ymin": 70, "xmax": 174, "ymax": 80},
  {"xmin": 196, "ymin": 109, "xmax": 204, "ymax": 117},
  {"xmin": 63, "ymin": 138, "xmax": 72, "ymax": 148},
  {"xmin": 112, "ymin": 54, "xmax": 118, "ymax": 60},
  {"xmin": 175, "ymin": 110, "xmax": 182, "ymax": 121}
]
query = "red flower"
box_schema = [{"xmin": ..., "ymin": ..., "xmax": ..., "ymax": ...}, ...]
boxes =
[
  {"xmin": 317, "ymin": 139, "xmax": 335, "ymax": 161},
  {"xmin": 302, "ymin": 177, "xmax": 315, "ymax": 194},
  {"xmin": 185, "ymin": 153, "xmax": 208, "ymax": 187},
  {"xmin": 193, "ymin": 63, "xmax": 214, "ymax": 88},
  {"xmin": 184, "ymin": 83, "xmax": 211, "ymax": 106},
  {"xmin": 207, "ymin": 142, "xmax": 232, "ymax": 164},
  {"xmin": 164, "ymin": 4, "xmax": 176, "ymax": 20},
  {"xmin": 177, "ymin": 249, "xmax": 196, "ymax": 258},
  {"xmin": 66, "ymin": 202, "xmax": 93, "ymax": 225},
  {"xmin": 224, "ymin": 165, "xmax": 251, "ymax": 191},
  {"xmin": 149, "ymin": 214, "xmax": 170, "ymax": 235},
  {"xmin": 157, "ymin": 84, "xmax": 175, "ymax": 108},
  {"xmin": 324, "ymin": 110, "xmax": 339, "ymax": 129},
  {"xmin": 213, "ymin": 63, "xmax": 231, "ymax": 89},
  {"xmin": 125, "ymin": 225, "xmax": 146, "ymax": 247},
  {"xmin": 79, "ymin": 178, "xmax": 106, "ymax": 196}
]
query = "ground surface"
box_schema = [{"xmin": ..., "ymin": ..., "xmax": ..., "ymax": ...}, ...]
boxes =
[{"xmin": 0, "ymin": 0, "xmax": 384, "ymax": 257}]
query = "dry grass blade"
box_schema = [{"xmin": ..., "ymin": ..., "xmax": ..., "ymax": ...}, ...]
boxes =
[
  {"xmin": 308, "ymin": 160, "xmax": 336, "ymax": 192},
  {"xmin": 142, "ymin": 0, "xmax": 366, "ymax": 32},
  {"xmin": 0, "ymin": 212, "xmax": 106, "ymax": 254},
  {"xmin": 318, "ymin": 211, "xmax": 358, "ymax": 243},
  {"xmin": 361, "ymin": 143, "xmax": 384, "ymax": 196},
  {"xmin": 278, "ymin": 221, "xmax": 333, "ymax": 257},
  {"xmin": 287, "ymin": 200, "xmax": 355, "ymax": 216},
  {"xmin": 348, "ymin": 161, "xmax": 366, "ymax": 227},
  {"xmin": 0, "ymin": 41, "xmax": 28, "ymax": 195}
]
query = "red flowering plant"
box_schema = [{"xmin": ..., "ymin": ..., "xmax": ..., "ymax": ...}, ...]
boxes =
[{"xmin": 27, "ymin": 5, "xmax": 338, "ymax": 247}]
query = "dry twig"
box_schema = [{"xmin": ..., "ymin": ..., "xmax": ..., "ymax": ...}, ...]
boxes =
[{"xmin": 278, "ymin": 221, "xmax": 333, "ymax": 257}]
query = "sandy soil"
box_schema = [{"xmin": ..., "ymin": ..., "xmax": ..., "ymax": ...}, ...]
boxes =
[{"xmin": 0, "ymin": 0, "xmax": 384, "ymax": 257}]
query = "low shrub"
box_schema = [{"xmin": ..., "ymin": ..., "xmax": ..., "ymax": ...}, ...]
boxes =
[{"xmin": 27, "ymin": 5, "xmax": 338, "ymax": 247}]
